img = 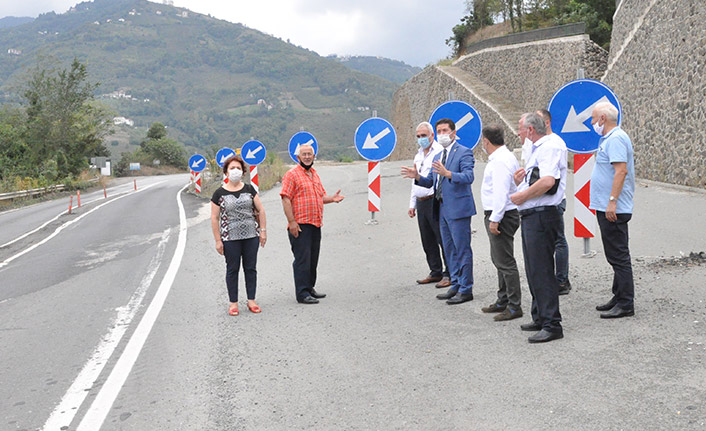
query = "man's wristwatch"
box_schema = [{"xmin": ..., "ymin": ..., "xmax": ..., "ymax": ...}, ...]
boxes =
[{"xmin": 609, "ymin": 196, "xmax": 616, "ymax": 202}]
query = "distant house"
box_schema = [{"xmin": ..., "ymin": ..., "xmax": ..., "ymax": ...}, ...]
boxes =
[
  {"xmin": 156, "ymin": 10, "xmax": 162, "ymax": 15},
  {"xmin": 93, "ymin": 21, "xmax": 100, "ymax": 25},
  {"xmin": 118, "ymin": 18, "xmax": 125, "ymax": 22},
  {"xmin": 113, "ymin": 117, "xmax": 134, "ymax": 127},
  {"xmin": 7, "ymin": 49, "xmax": 21, "ymax": 55}
]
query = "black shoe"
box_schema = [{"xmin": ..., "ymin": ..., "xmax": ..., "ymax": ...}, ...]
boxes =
[
  {"xmin": 600, "ymin": 305, "xmax": 634, "ymax": 319},
  {"xmin": 298, "ymin": 296, "xmax": 319, "ymax": 304},
  {"xmin": 520, "ymin": 322, "xmax": 542, "ymax": 332},
  {"xmin": 596, "ymin": 300, "xmax": 617, "ymax": 311},
  {"xmin": 446, "ymin": 293, "xmax": 474, "ymax": 305},
  {"xmin": 558, "ymin": 280, "xmax": 572, "ymax": 295},
  {"xmin": 528, "ymin": 329, "xmax": 564, "ymax": 343},
  {"xmin": 310, "ymin": 289, "xmax": 326, "ymax": 299},
  {"xmin": 436, "ymin": 289, "xmax": 457, "ymax": 300},
  {"xmin": 481, "ymin": 302, "xmax": 506, "ymax": 313}
]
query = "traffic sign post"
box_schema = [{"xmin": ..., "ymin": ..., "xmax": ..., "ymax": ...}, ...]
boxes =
[
  {"xmin": 241, "ymin": 140, "xmax": 267, "ymax": 193},
  {"xmin": 429, "ymin": 100, "xmax": 482, "ymax": 150},
  {"xmin": 547, "ymin": 78, "xmax": 622, "ymax": 257},
  {"xmin": 188, "ymin": 154, "xmax": 207, "ymax": 194},
  {"xmin": 288, "ymin": 132, "xmax": 318, "ymax": 163},
  {"xmin": 354, "ymin": 117, "xmax": 397, "ymax": 224},
  {"xmin": 216, "ymin": 147, "xmax": 236, "ymax": 185}
]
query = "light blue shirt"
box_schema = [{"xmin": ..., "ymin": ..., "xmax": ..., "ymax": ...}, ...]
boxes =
[{"xmin": 589, "ymin": 126, "xmax": 635, "ymax": 214}]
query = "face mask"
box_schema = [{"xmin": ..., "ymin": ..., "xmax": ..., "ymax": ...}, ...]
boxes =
[
  {"xmin": 417, "ymin": 136, "xmax": 431, "ymax": 149},
  {"xmin": 437, "ymin": 134, "xmax": 452, "ymax": 148},
  {"xmin": 228, "ymin": 168, "xmax": 243, "ymax": 183},
  {"xmin": 299, "ymin": 160, "xmax": 313, "ymax": 170},
  {"xmin": 592, "ymin": 120, "xmax": 604, "ymax": 135}
]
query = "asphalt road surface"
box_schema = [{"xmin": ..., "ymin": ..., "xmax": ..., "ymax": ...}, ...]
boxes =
[{"xmin": 1, "ymin": 162, "xmax": 704, "ymax": 430}]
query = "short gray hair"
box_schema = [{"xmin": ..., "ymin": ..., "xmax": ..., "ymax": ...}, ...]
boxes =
[
  {"xmin": 296, "ymin": 143, "xmax": 314, "ymax": 156},
  {"xmin": 416, "ymin": 121, "xmax": 434, "ymax": 136},
  {"xmin": 593, "ymin": 102, "xmax": 619, "ymax": 123},
  {"xmin": 523, "ymin": 112, "xmax": 547, "ymax": 135}
]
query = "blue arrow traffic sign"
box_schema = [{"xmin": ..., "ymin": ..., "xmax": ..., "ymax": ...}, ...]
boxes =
[
  {"xmin": 547, "ymin": 79, "xmax": 622, "ymax": 154},
  {"xmin": 216, "ymin": 147, "xmax": 236, "ymax": 167},
  {"xmin": 288, "ymin": 131, "xmax": 318, "ymax": 163},
  {"xmin": 429, "ymin": 100, "xmax": 482, "ymax": 150},
  {"xmin": 188, "ymin": 154, "xmax": 206, "ymax": 173},
  {"xmin": 241, "ymin": 140, "xmax": 267, "ymax": 165},
  {"xmin": 354, "ymin": 117, "xmax": 397, "ymax": 162}
]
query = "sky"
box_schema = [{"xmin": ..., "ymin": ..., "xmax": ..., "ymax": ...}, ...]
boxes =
[{"xmin": 0, "ymin": 0, "xmax": 467, "ymax": 67}]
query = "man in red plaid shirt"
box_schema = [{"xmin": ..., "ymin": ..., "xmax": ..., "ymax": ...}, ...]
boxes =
[{"xmin": 280, "ymin": 144, "xmax": 344, "ymax": 304}]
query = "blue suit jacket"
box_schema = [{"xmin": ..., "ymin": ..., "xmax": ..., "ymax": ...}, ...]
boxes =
[{"xmin": 416, "ymin": 142, "xmax": 476, "ymax": 220}]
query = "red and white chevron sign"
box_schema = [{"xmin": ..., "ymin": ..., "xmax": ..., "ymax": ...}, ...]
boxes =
[
  {"xmin": 250, "ymin": 165, "xmax": 259, "ymax": 193},
  {"xmin": 193, "ymin": 171, "xmax": 202, "ymax": 194},
  {"xmin": 573, "ymin": 153, "xmax": 595, "ymax": 237},
  {"xmin": 368, "ymin": 161, "xmax": 380, "ymax": 212}
]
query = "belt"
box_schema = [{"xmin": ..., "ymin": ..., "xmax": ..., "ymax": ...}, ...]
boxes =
[
  {"xmin": 417, "ymin": 195, "xmax": 434, "ymax": 202},
  {"xmin": 484, "ymin": 209, "xmax": 518, "ymax": 216},
  {"xmin": 519, "ymin": 205, "xmax": 557, "ymax": 216}
]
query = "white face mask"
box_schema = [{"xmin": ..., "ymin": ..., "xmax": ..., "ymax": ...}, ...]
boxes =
[
  {"xmin": 592, "ymin": 121, "xmax": 604, "ymax": 135},
  {"xmin": 437, "ymin": 134, "xmax": 452, "ymax": 148},
  {"xmin": 228, "ymin": 168, "xmax": 243, "ymax": 183}
]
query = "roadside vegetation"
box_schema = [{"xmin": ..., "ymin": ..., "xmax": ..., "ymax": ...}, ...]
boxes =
[{"xmin": 447, "ymin": 0, "xmax": 615, "ymax": 57}]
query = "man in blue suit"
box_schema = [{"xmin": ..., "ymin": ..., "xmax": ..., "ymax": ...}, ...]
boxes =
[{"xmin": 402, "ymin": 118, "xmax": 476, "ymax": 304}]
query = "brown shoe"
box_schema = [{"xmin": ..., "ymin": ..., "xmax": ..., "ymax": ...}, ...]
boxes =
[
  {"xmin": 434, "ymin": 276, "xmax": 451, "ymax": 288},
  {"xmin": 481, "ymin": 302, "xmax": 506, "ymax": 313},
  {"xmin": 494, "ymin": 307, "xmax": 523, "ymax": 321},
  {"xmin": 416, "ymin": 275, "xmax": 443, "ymax": 284}
]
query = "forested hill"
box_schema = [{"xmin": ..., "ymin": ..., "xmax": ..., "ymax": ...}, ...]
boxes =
[
  {"xmin": 0, "ymin": 17, "xmax": 34, "ymax": 29},
  {"xmin": 0, "ymin": 0, "xmax": 397, "ymax": 160},
  {"xmin": 330, "ymin": 55, "xmax": 422, "ymax": 84}
]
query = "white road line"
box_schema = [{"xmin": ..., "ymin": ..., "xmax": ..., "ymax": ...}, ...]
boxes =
[
  {"xmin": 41, "ymin": 228, "xmax": 171, "ymax": 431},
  {"xmin": 1, "ymin": 186, "xmax": 136, "ymax": 249},
  {"xmin": 76, "ymin": 184, "xmax": 188, "ymax": 431},
  {"xmin": 0, "ymin": 182, "xmax": 164, "ymax": 269}
]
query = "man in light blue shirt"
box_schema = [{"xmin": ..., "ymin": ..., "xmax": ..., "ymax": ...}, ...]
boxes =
[{"xmin": 589, "ymin": 102, "xmax": 636, "ymax": 319}]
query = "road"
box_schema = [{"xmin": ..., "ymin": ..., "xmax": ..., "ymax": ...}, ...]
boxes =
[{"xmin": 1, "ymin": 163, "xmax": 705, "ymax": 430}]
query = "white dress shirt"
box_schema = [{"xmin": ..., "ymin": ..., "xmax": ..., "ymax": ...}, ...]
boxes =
[
  {"xmin": 409, "ymin": 141, "xmax": 442, "ymax": 208},
  {"xmin": 481, "ymin": 145, "xmax": 518, "ymax": 222},
  {"xmin": 546, "ymin": 132, "xmax": 568, "ymax": 200},
  {"xmin": 516, "ymin": 134, "xmax": 568, "ymax": 210}
]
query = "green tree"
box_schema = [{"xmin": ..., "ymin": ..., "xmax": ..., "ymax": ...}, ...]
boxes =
[
  {"xmin": 146, "ymin": 122, "xmax": 167, "ymax": 141},
  {"xmin": 22, "ymin": 58, "xmax": 112, "ymax": 176}
]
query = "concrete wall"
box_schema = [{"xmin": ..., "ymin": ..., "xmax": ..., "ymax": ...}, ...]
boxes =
[
  {"xmin": 390, "ymin": 66, "xmax": 519, "ymax": 162},
  {"xmin": 453, "ymin": 34, "xmax": 608, "ymax": 113},
  {"xmin": 603, "ymin": 0, "xmax": 706, "ymax": 187}
]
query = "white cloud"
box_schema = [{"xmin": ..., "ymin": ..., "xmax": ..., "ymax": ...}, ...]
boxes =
[{"xmin": 0, "ymin": 0, "xmax": 466, "ymax": 66}]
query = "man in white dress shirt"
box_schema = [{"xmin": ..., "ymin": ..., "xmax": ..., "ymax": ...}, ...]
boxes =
[
  {"xmin": 408, "ymin": 122, "xmax": 450, "ymax": 287},
  {"xmin": 510, "ymin": 112, "xmax": 567, "ymax": 343},
  {"xmin": 479, "ymin": 124, "xmax": 523, "ymax": 321}
]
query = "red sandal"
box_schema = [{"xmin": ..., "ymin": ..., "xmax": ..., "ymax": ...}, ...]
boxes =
[
  {"xmin": 247, "ymin": 302, "xmax": 261, "ymax": 314},
  {"xmin": 228, "ymin": 304, "xmax": 239, "ymax": 316}
]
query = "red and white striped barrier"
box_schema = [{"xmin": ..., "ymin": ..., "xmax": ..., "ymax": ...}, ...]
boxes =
[
  {"xmin": 250, "ymin": 165, "xmax": 259, "ymax": 193},
  {"xmin": 368, "ymin": 161, "xmax": 380, "ymax": 212},
  {"xmin": 573, "ymin": 153, "xmax": 596, "ymax": 237},
  {"xmin": 194, "ymin": 171, "xmax": 202, "ymax": 194}
]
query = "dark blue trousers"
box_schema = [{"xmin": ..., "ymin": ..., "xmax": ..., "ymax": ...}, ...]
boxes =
[
  {"xmin": 416, "ymin": 197, "xmax": 449, "ymax": 278},
  {"xmin": 520, "ymin": 207, "xmax": 562, "ymax": 332},
  {"xmin": 597, "ymin": 211, "xmax": 634, "ymax": 309},
  {"xmin": 439, "ymin": 204, "xmax": 473, "ymax": 295},
  {"xmin": 223, "ymin": 236, "xmax": 259, "ymax": 302},
  {"xmin": 288, "ymin": 224, "xmax": 321, "ymax": 301}
]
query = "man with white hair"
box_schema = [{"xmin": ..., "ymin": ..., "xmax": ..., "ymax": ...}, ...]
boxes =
[
  {"xmin": 408, "ymin": 121, "xmax": 450, "ymax": 288},
  {"xmin": 280, "ymin": 143, "xmax": 344, "ymax": 304},
  {"xmin": 510, "ymin": 112, "xmax": 567, "ymax": 343},
  {"xmin": 589, "ymin": 102, "xmax": 636, "ymax": 319}
]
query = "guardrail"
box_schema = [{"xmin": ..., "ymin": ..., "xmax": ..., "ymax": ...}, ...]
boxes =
[
  {"xmin": 464, "ymin": 22, "xmax": 586, "ymax": 55},
  {"xmin": 0, "ymin": 178, "xmax": 100, "ymax": 202}
]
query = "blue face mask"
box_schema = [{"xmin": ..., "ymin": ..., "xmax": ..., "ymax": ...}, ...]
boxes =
[{"xmin": 417, "ymin": 136, "xmax": 431, "ymax": 149}]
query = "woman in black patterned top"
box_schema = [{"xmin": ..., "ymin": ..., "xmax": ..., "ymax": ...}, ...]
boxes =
[{"xmin": 210, "ymin": 154, "xmax": 267, "ymax": 316}]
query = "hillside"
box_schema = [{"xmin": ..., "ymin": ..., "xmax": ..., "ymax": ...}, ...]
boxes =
[
  {"xmin": 330, "ymin": 55, "xmax": 422, "ymax": 84},
  {"xmin": 0, "ymin": 0, "xmax": 397, "ymax": 160},
  {"xmin": 0, "ymin": 17, "xmax": 34, "ymax": 29}
]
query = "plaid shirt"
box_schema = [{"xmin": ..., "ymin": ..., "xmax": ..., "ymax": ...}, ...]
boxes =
[{"xmin": 280, "ymin": 165, "xmax": 327, "ymax": 227}]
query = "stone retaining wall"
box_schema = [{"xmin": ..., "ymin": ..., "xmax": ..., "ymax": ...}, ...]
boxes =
[
  {"xmin": 603, "ymin": 0, "xmax": 706, "ymax": 187},
  {"xmin": 390, "ymin": 66, "xmax": 519, "ymax": 162},
  {"xmin": 453, "ymin": 34, "xmax": 608, "ymax": 113}
]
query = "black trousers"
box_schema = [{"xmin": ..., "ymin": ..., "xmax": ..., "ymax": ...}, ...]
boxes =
[
  {"xmin": 416, "ymin": 197, "xmax": 449, "ymax": 278},
  {"xmin": 288, "ymin": 224, "xmax": 321, "ymax": 301},
  {"xmin": 223, "ymin": 236, "xmax": 259, "ymax": 302},
  {"xmin": 484, "ymin": 210, "xmax": 521, "ymax": 308},
  {"xmin": 520, "ymin": 207, "xmax": 562, "ymax": 332},
  {"xmin": 596, "ymin": 211, "xmax": 635, "ymax": 309}
]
